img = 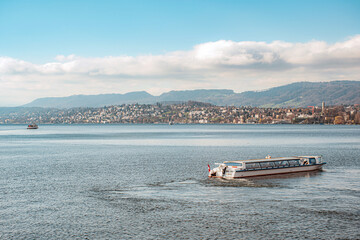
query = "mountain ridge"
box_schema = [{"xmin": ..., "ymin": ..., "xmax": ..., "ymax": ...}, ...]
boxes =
[{"xmin": 22, "ymin": 81, "xmax": 360, "ymax": 108}]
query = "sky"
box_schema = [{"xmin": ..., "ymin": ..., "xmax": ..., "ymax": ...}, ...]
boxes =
[{"xmin": 0, "ymin": 0, "xmax": 360, "ymax": 106}]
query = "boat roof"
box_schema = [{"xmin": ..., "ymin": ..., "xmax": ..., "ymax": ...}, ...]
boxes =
[{"xmin": 224, "ymin": 156, "xmax": 319, "ymax": 164}]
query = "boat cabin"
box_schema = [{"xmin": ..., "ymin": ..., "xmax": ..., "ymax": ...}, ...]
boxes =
[{"xmin": 224, "ymin": 156, "xmax": 322, "ymax": 171}]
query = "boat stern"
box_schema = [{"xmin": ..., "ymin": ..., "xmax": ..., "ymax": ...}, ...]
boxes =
[
  {"xmin": 208, "ymin": 162, "xmax": 245, "ymax": 178},
  {"xmin": 208, "ymin": 164, "xmax": 226, "ymax": 178}
]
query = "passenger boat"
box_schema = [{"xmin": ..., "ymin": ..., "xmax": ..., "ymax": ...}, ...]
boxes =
[
  {"xmin": 208, "ymin": 156, "xmax": 325, "ymax": 178},
  {"xmin": 27, "ymin": 124, "xmax": 38, "ymax": 129}
]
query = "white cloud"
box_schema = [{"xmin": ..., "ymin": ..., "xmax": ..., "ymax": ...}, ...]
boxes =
[
  {"xmin": 0, "ymin": 35, "xmax": 360, "ymax": 106},
  {"xmin": 55, "ymin": 54, "xmax": 77, "ymax": 62}
]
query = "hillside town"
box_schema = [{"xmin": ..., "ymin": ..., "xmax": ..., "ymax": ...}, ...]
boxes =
[{"xmin": 1, "ymin": 101, "xmax": 360, "ymax": 125}]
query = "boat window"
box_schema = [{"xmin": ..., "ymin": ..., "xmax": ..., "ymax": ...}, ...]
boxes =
[
  {"xmin": 260, "ymin": 162, "xmax": 272, "ymax": 168},
  {"xmin": 273, "ymin": 161, "xmax": 281, "ymax": 167},
  {"xmin": 309, "ymin": 158, "xmax": 316, "ymax": 164},
  {"xmin": 289, "ymin": 160, "xmax": 300, "ymax": 166},
  {"xmin": 245, "ymin": 163, "xmax": 258, "ymax": 170},
  {"xmin": 246, "ymin": 163, "xmax": 253, "ymax": 169},
  {"xmin": 281, "ymin": 161, "xmax": 289, "ymax": 166}
]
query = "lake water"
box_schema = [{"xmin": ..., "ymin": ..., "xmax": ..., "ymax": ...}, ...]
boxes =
[{"xmin": 0, "ymin": 124, "xmax": 359, "ymax": 239}]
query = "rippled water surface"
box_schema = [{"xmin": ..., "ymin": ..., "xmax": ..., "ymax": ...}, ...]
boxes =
[{"xmin": 0, "ymin": 124, "xmax": 359, "ymax": 239}]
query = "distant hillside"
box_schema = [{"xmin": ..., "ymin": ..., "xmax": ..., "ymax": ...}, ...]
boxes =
[
  {"xmin": 23, "ymin": 91, "xmax": 154, "ymax": 108},
  {"xmin": 23, "ymin": 89, "xmax": 234, "ymax": 108},
  {"xmin": 22, "ymin": 81, "xmax": 360, "ymax": 108},
  {"xmin": 215, "ymin": 81, "xmax": 360, "ymax": 107},
  {"xmin": 157, "ymin": 89, "xmax": 234, "ymax": 102}
]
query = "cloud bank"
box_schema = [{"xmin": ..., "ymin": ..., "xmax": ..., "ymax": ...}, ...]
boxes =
[{"xmin": 1, "ymin": 36, "xmax": 360, "ymax": 106}]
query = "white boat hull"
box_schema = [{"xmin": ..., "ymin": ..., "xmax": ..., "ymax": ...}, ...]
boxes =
[{"xmin": 220, "ymin": 164, "xmax": 324, "ymax": 179}]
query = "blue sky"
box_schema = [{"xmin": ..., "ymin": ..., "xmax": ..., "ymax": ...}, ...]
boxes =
[
  {"xmin": 1, "ymin": 0, "xmax": 359, "ymax": 62},
  {"xmin": 0, "ymin": 0, "xmax": 359, "ymax": 106}
]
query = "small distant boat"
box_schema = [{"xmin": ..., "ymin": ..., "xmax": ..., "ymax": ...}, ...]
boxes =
[
  {"xmin": 27, "ymin": 124, "xmax": 38, "ymax": 129},
  {"xmin": 208, "ymin": 156, "xmax": 326, "ymax": 178}
]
